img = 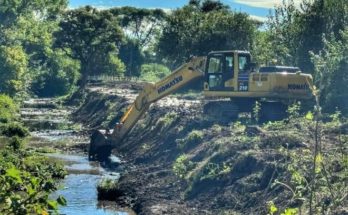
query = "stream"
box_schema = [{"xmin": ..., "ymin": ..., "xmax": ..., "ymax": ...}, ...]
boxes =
[{"xmin": 21, "ymin": 98, "xmax": 129, "ymax": 215}]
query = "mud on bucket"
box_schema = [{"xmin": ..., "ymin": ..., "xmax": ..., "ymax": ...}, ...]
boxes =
[{"xmin": 89, "ymin": 130, "xmax": 113, "ymax": 162}]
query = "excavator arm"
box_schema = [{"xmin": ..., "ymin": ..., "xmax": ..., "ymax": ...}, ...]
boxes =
[{"xmin": 89, "ymin": 56, "xmax": 206, "ymax": 161}]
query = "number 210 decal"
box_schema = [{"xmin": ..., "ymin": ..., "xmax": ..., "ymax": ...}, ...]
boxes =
[{"xmin": 238, "ymin": 81, "xmax": 249, "ymax": 91}]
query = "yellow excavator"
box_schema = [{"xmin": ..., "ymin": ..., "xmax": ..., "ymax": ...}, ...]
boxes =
[{"xmin": 89, "ymin": 50, "xmax": 313, "ymax": 161}]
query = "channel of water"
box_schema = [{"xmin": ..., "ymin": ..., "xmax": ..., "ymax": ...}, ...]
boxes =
[{"xmin": 22, "ymin": 98, "xmax": 130, "ymax": 215}]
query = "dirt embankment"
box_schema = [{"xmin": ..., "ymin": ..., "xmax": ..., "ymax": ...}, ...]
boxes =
[{"xmin": 73, "ymin": 82, "xmax": 348, "ymax": 215}]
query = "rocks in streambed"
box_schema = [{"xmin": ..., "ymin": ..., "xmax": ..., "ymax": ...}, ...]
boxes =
[{"xmin": 22, "ymin": 98, "xmax": 59, "ymax": 109}]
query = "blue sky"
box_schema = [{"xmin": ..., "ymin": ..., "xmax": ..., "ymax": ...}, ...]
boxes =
[{"xmin": 68, "ymin": 0, "xmax": 293, "ymax": 21}]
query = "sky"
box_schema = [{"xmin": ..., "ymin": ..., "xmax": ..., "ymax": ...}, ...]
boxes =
[{"xmin": 68, "ymin": 0, "xmax": 301, "ymax": 21}]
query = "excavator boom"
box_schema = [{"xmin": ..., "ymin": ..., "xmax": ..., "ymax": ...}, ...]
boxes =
[{"xmin": 89, "ymin": 56, "xmax": 206, "ymax": 161}]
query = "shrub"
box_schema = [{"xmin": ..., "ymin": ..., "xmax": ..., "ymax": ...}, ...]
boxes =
[
  {"xmin": 0, "ymin": 150, "xmax": 67, "ymax": 214},
  {"xmin": 253, "ymin": 101, "xmax": 261, "ymax": 123},
  {"xmin": 287, "ymin": 102, "xmax": 301, "ymax": 120},
  {"xmin": 8, "ymin": 136, "xmax": 24, "ymax": 151},
  {"xmin": 211, "ymin": 124, "xmax": 222, "ymax": 133},
  {"xmin": 187, "ymin": 130, "xmax": 204, "ymax": 144},
  {"xmin": 31, "ymin": 50, "xmax": 80, "ymax": 97},
  {"xmin": 156, "ymin": 112, "xmax": 178, "ymax": 131},
  {"xmin": 0, "ymin": 122, "xmax": 29, "ymax": 138},
  {"xmin": 0, "ymin": 94, "xmax": 18, "ymax": 123},
  {"xmin": 97, "ymin": 178, "xmax": 119, "ymax": 191},
  {"xmin": 173, "ymin": 154, "xmax": 195, "ymax": 179},
  {"xmin": 140, "ymin": 63, "xmax": 171, "ymax": 82},
  {"xmin": 97, "ymin": 178, "xmax": 120, "ymax": 201},
  {"xmin": 0, "ymin": 45, "xmax": 28, "ymax": 96},
  {"xmin": 176, "ymin": 130, "xmax": 203, "ymax": 150}
]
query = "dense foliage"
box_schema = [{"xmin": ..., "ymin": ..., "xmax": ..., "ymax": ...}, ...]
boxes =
[
  {"xmin": 0, "ymin": 95, "xmax": 67, "ymax": 214},
  {"xmin": 54, "ymin": 6, "xmax": 125, "ymax": 87},
  {"xmin": 157, "ymin": 3, "xmax": 255, "ymax": 66},
  {"xmin": 0, "ymin": 0, "xmax": 347, "ymax": 115},
  {"xmin": 140, "ymin": 63, "xmax": 171, "ymax": 82},
  {"xmin": 260, "ymin": 0, "xmax": 348, "ymax": 114}
]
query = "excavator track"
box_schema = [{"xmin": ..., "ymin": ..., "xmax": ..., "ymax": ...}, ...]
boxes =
[
  {"xmin": 203, "ymin": 100, "xmax": 239, "ymax": 123},
  {"xmin": 260, "ymin": 101, "xmax": 287, "ymax": 122}
]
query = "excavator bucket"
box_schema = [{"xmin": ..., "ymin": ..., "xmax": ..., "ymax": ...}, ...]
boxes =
[{"xmin": 89, "ymin": 130, "xmax": 113, "ymax": 162}]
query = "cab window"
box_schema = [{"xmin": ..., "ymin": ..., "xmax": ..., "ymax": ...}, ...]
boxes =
[
  {"xmin": 225, "ymin": 55, "xmax": 233, "ymax": 74},
  {"xmin": 238, "ymin": 55, "xmax": 250, "ymax": 73},
  {"xmin": 208, "ymin": 57, "xmax": 222, "ymax": 73}
]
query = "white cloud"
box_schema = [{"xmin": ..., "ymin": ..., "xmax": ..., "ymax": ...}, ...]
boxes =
[
  {"xmin": 249, "ymin": 14, "xmax": 268, "ymax": 22},
  {"xmin": 234, "ymin": 0, "xmax": 302, "ymax": 9}
]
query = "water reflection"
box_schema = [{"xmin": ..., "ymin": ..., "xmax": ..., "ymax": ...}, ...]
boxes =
[{"xmin": 50, "ymin": 154, "xmax": 127, "ymax": 215}]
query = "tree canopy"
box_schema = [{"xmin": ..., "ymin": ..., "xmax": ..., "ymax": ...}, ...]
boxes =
[
  {"xmin": 157, "ymin": 3, "xmax": 255, "ymax": 65},
  {"xmin": 54, "ymin": 6, "xmax": 124, "ymax": 87}
]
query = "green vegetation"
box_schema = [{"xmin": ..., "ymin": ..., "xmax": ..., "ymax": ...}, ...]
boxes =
[
  {"xmin": 0, "ymin": 148, "xmax": 67, "ymax": 214},
  {"xmin": 259, "ymin": 0, "xmax": 348, "ymax": 115},
  {"xmin": 0, "ymin": 0, "xmax": 345, "ymax": 116},
  {"xmin": 171, "ymin": 109, "xmax": 348, "ymax": 214},
  {"xmin": 155, "ymin": 112, "xmax": 178, "ymax": 131},
  {"xmin": 0, "ymin": 95, "xmax": 18, "ymax": 123},
  {"xmin": 252, "ymin": 101, "xmax": 261, "ymax": 123},
  {"xmin": 0, "ymin": 95, "xmax": 67, "ymax": 214},
  {"xmin": 96, "ymin": 178, "xmax": 120, "ymax": 201},
  {"xmin": 157, "ymin": 1, "xmax": 255, "ymax": 65},
  {"xmin": 54, "ymin": 6, "xmax": 125, "ymax": 88},
  {"xmin": 97, "ymin": 178, "xmax": 119, "ymax": 192},
  {"xmin": 173, "ymin": 154, "xmax": 196, "ymax": 179},
  {"xmin": 176, "ymin": 130, "xmax": 204, "ymax": 150},
  {"xmin": 0, "ymin": 123, "xmax": 29, "ymax": 138},
  {"xmin": 140, "ymin": 63, "xmax": 171, "ymax": 82}
]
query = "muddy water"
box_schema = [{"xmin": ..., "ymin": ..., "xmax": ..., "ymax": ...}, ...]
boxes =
[{"xmin": 22, "ymin": 98, "xmax": 128, "ymax": 215}]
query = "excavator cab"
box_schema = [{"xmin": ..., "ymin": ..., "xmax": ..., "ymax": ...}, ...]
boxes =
[
  {"xmin": 203, "ymin": 50, "xmax": 312, "ymax": 101},
  {"xmin": 204, "ymin": 50, "xmax": 253, "ymax": 93}
]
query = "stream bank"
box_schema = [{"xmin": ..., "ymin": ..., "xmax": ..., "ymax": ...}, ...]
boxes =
[{"xmin": 73, "ymin": 82, "xmax": 348, "ymax": 215}]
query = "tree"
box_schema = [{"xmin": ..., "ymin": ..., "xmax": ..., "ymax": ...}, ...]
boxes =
[
  {"xmin": 251, "ymin": 31, "xmax": 274, "ymax": 66},
  {"xmin": 110, "ymin": 7, "xmax": 166, "ymax": 49},
  {"xmin": 157, "ymin": 4, "xmax": 255, "ymax": 66},
  {"xmin": 264, "ymin": 0, "xmax": 348, "ymax": 114},
  {"xmin": 311, "ymin": 29, "xmax": 348, "ymax": 114},
  {"xmin": 54, "ymin": 6, "xmax": 124, "ymax": 87},
  {"xmin": 109, "ymin": 7, "xmax": 166, "ymax": 76},
  {"xmin": 267, "ymin": 0, "xmax": 301, "ymax": 66},
  {"xmin": 0, "ymin": 45, "xmax": 28, "ymax": 96},
  {"xmin": 189, "ymin": 0, "xmax": 228, "ymax": 12},
  {"xmin": 0, "ymin": 0, "xmax": 76, "ymax": 97},
  {"xmin": 0, "ymin": 0, "xmax": 67, "ymax": 29},
  {"xmin": 119, "ymin": 38, "xmax": 144, "ymax": 76},
  {"xmin": 267, "ymin": 0, "xmax": 348, "ymax": 72},
  {"xmin": 31, "ymin": 50, "xmax": 80, "ymax": 97},
  {"xmin": 200, "ymin": 0, "xmax": 229, "ymax": 13}
]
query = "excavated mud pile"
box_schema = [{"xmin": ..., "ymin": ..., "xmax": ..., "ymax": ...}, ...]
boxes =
[{"xmin": 74, "ymin": 82, "xmax": 347, "ymax": 215}]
